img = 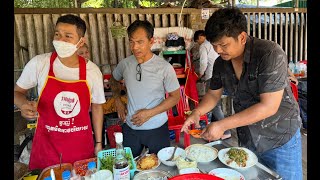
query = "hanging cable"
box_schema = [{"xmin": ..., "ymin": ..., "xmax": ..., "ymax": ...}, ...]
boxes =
[{"xmin": 179, "ymin": 0, "xmax": 188, "ymax": 27}]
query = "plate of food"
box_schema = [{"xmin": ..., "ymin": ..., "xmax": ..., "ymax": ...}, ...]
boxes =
[
  {"xmin": 136, "ymin": 153, "xmax": 161, "ymax": 171},
  {"xmin": 218, "ymin": 147, "xmax": 258, "ymax": 170},
  {"xmin": 209, "ymin": 168, "xmax": 245, "ymax": 180},
  {"xmin": 188, "ymin": 129, "xmax": 202, "ymax": 138},
  {"xmin": 185, "ymin": 144, "xmax": 218, "ymax": 163}
]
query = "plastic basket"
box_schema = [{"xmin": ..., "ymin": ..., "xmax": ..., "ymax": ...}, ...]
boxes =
[
  {"xmin": 73, "ymin": 157, "xmax": 97, "ymax": 176},
  {"xmin": 106, "ymin": 125, "xmax": 122, "ymax": 148},
  {"xmin": 97, "ymin": 147, "xmax": 136, "ymax": 179},
  {"xmin": 169, "ymin": 173, "xmax": 224, "ymax": 180}
]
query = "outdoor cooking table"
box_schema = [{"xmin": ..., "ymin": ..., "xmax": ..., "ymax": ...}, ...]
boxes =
[{"xmin": 154, "ymin": 140, "xmax": 282, "ymax": 180}]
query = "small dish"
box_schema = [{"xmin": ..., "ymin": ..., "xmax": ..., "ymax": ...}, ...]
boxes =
[
  {"xmin": 189, "ymin": 129, "xmax": 202, "ymax": 138},
  {"xmin": 157, "ymin": 146, "xmax": 186, "ymax": 166},
  {"xmin": 209, "ymin": 168, "xmax": 245, "ymax": 180},
  {"xmin": 179, "ymin": 167, "xmax": 200, "ymax": 175}
]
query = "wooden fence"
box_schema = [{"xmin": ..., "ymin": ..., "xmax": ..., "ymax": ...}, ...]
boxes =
[{"xmin": 14, "ymin": 8, "xmax": 307, "ymax": 84}]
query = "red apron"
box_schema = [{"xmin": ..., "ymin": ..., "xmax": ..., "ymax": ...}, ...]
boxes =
[{"xmin": 29, "ymin": 52, "xmax": 94, "ymax": 170}]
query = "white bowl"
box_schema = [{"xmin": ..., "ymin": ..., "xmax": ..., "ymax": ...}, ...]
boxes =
[
  {"xmin": 185, "ymin": 144, "xmax": 218, "ymax": 163},
  {"xmin": 157, "ymin": 146, "xmax": 186, "ymax": 166},
  {"xmin": 179, "ymin": 167, "xmax": 200, "ymax": 175},
  {"xmin": 93, "ymin": 169, "xmax": 113, "ymax": 180}
]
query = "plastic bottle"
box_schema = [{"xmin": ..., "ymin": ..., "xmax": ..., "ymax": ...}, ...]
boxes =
[
  {"xmin": 62, "ymin": 170, "xmax": 71, "ymax": 180},
  {"xmin": 299, "ymin": 62, "xmax": 307, "ymax": 77},
  {"xmin": 113, "ymin": 132, "xmax": 130, "ymax": 180},
  {"xmin": 85, "ymin": 161, "xmax": 97, "ymax": 179},
  {"xmin": 44, "ymin": 177, "xmax": 52, "ymax": 180},
  {"xmin": 288, "ymin": 60, "xmax": 295, "ymax": 72}
]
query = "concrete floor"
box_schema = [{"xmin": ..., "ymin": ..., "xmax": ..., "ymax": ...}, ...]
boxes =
[{"xmin": 170, "ymin": 128, "xmax": 307, "ymax": 180}]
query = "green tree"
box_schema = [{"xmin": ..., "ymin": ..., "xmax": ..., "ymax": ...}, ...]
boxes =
[{"xmin": 15, "ymin": 0, "xmax": 75, "ymax": 8}]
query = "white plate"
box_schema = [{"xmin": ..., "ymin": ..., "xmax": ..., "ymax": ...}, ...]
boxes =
[
  {"xmin": 218, "ymin": 147, "xmax": 258, "ymax": 170},
  {"xmin": 185, "ymin": 144, "xmax": 218, "ymax": 163},
  {"xmin": 136, "ymin": 154, "xmax": 161, "ymax": 171},
  {"xmin": 209, "ymin": 168, "xmax": 245, "ymax": 180},
  {"xmin": 179, "ymin": 167, "xmax": 200, "ymax": 175}
]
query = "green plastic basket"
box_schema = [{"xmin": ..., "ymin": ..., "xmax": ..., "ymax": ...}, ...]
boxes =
[{"xmin": 97, "ymin": 147, "xmax": 136, "ymax": 179}]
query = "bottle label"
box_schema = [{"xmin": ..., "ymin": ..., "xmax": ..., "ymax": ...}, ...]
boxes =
[{"xmin": 113, "ymin": 165, "xmax": 130, "ymax": 180}]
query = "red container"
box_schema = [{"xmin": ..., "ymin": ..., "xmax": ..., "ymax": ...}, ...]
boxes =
[
  {"xmin": 174, "ymin": 67, "xmax": 185, "ymax": 75},
  {"xmin": 106, "ymin": 125, "xmax": 122, "ymax": 148},
  {"xmin": 104, "ymin": 74, "xmax": 112, "ymax": 80},
  {"xmin": 169, "ymin": 173, "xmax": 223, "ymax": 180},
  {"xmin": 73, "ymin": 157, "xmax": 97, "ymax": 176}
]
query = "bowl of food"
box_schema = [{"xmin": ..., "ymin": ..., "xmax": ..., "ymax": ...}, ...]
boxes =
[
  {"xmin": 175, "ymin": 156, "xmax": 197, "ymax": 170},
  {"xmin": 157, "ymin": 146, "xmax": 186, "ymax": 166},
  {"xmin": 185, "ymin": 144, "xmax": 218, "ymax": 163}
]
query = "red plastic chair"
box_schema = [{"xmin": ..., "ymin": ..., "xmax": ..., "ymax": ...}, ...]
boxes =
[
  {"xmin": 177, "ymin": 85, "xmax": 209, "ymax": 130},
  {"xmin": 193, "ymin": 101, "xmax": 209, "ymax": 125},
  {"xmin": 167, "ymin": 85, "xmax": 191, "ymax": 148},
  {"xmin": 290, "ymin": 82, "xmax": 298, "ymax": 101}
]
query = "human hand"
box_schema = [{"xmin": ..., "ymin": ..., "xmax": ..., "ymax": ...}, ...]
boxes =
[
  {"xmin": 201, "ymin": 121, "xmax": 225, "ymax": 141},
  {"xmin": 180, "ymin": 112, "xmax": 201, "ymax": 133},
  {"xmin": 94, "ymin": 143, "xmax": 103, "ymax": 156},
  {"xmin": 289, "ymin": 76, "xmax": 299, "ymax": 85},
  {"xmin": 20, "ymin": 100, "xmax": 38, "ymax": 120},
  {"xmin": 115, "ymin": 98, "xmax": 127, "ymax": 122},
  {"xmin": 131, "ymin": 109, "xmax": 152, "ymax": 127}
]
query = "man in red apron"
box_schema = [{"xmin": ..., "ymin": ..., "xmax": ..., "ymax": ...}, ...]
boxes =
[{"xmin": 14, "ymin": 14, "xmax": 105, "ymax": 170}]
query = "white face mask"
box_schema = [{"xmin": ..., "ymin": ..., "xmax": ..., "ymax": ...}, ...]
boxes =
[{"xmin": 52, "ymin": 38, "xmax": 82, "ymax": 58}]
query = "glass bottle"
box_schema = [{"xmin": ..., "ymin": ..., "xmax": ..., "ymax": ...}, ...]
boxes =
[{"xmin": 113, "ymin": 132, "xmax": 130, "ymax": 180}]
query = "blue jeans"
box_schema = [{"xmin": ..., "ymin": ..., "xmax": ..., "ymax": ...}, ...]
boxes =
[{"xmin": 258, "ymin": 129, "xmax": 303, "ymax": 180}]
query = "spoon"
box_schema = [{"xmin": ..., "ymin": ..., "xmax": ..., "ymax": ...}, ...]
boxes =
[{"xmin": 166, "ymin": 145, "xmax": 178, "ymax": 161}]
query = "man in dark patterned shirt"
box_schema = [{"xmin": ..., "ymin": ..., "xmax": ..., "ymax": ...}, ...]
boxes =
[{"xmin": 181, "ymin": 7, "xmax": 302, "ymax": 180}]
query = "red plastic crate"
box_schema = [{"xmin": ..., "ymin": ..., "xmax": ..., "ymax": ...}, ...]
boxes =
[{"xmin": 73, "ymin": 157, "xmax": 97, "ymax": 176}]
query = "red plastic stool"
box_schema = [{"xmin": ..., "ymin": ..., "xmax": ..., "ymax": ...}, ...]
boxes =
[{"xmin": 106, "ymin": 125, "xmax": 122, "ymax": 148}]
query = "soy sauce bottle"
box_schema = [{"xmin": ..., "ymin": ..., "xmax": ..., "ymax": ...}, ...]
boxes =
[{"xmin": 113, "ymin": 132, "xmax": 130, "ymax": 180}]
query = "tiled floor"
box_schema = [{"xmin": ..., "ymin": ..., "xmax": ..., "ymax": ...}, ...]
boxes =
[{"xmin": 171, "ymin": 128, "xmax": 307, "ymax": 180}]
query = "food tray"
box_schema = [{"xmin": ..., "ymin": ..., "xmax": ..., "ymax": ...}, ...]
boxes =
[
  {"xmin": 38, "ymin": 163, "xmax": 73, "ymax": 180},
  {"xmin": 155, "ymin": 140, "xmax": 282, "ymax": 180},
  {"xmin": 97, "ymin": 147, "xmax": 136, "ymax": 179},
  {"xmin": 73, "ymin": 157, "xmax": 97, "ymax": 176}
]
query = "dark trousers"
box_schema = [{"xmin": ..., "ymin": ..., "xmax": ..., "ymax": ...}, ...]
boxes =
[{"xmin": 122, "ymin": 122, "xmax": 170, "ymax": 157}]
